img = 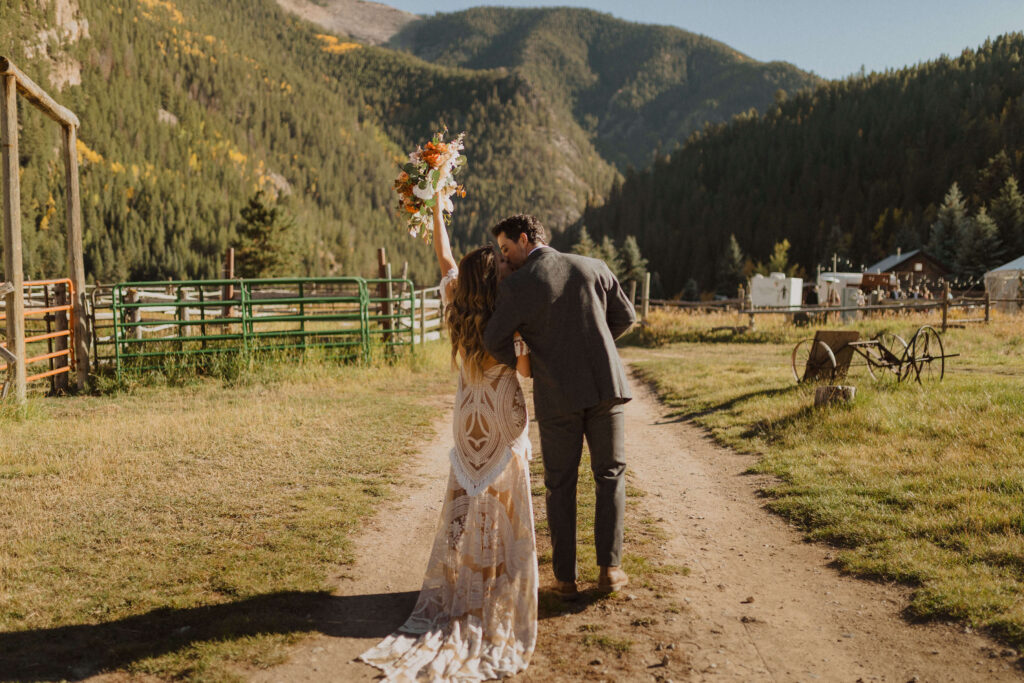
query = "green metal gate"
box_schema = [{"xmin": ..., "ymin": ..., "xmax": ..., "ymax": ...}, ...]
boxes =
[{"xmin": 110, "ymin": 276, "xmax": 415, "ymax": 376}]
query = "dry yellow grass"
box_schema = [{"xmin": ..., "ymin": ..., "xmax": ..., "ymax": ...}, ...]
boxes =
[
  {"xmin": 0, "ymin": 344, "xmax": 453, "ymax": 680},
  {"xmin": 624, "ymin": 311, "xmax": 1024, "ymax": 646}
]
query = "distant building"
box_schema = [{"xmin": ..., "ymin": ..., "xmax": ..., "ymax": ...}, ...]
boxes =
[
  {"xmin": 983, "ymin": 254, "xmax": 1024, "ymax": 314},
  {"xmin": 865, "ymin": 248, "xmax": 949, "ymax": 288}
]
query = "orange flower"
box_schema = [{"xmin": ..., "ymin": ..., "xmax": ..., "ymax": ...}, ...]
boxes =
[
  {"xmin": 405, "ymin": 203, "xmax": 419, "ymax": 213},
  {"xmin": 421, "ymin": 141, "xmax": 448, "ymax": 169}
]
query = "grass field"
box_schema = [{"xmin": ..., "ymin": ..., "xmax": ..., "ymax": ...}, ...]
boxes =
[
  {"xmin": 625, "ymin": 308, "xmax": 1024, "ymax": 646},
  {"xmin": 0, "ymin": 345, "xmax": 453, "ymax": 680}
]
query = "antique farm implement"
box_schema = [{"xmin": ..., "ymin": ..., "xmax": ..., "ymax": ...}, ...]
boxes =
[{"xmin": 791, "ymin": 326, "xmax": 958, "ymax": 384}]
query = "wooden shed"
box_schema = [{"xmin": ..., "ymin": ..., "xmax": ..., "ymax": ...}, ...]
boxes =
[{"xmin": 865, "ymin": 249, "xmax": 949, "ymax": 289}]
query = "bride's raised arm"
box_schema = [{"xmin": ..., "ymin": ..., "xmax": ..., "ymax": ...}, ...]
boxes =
[{"xmin": 433, "ymin": 201, "xmax": 458, "ymax": 300}]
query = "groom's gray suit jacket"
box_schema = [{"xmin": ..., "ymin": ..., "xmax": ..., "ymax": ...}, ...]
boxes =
[{"xmin": 483, "ymin": 247, "xmax": 636, "ymax": 420}]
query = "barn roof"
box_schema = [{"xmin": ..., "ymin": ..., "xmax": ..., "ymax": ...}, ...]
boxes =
[
  {"xmin": 866, "ymin": 249, "xmax": 921, "ymax": 273},
  {"xmin": 990, "ymin": 254, "xmax": 1024, "ymax": 272}
]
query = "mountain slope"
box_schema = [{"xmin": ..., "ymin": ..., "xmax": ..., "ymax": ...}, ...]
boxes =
[
  {"xmin": 578, "ymin": 34, "xmax": 1024, "ymax": 296},
  {"xmin": 0, "ymin": 0, "xmax": 614, "ymax": 284},
  {"xmin": 274, "ymin": 0, "xmax": 417, "ymax": 45},
  {"xmin": 388, "ymin": 7, "xmax": 822, "ymax": 169}
]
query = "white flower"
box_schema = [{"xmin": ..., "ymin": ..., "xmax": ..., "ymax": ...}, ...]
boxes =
[
  {"xmin": 412, "ymin": 183, "xmax": 434, "ymax": 200},
  {"xmin": 440, "ymin": 194, "xmax": 454, "ymax": 213}
]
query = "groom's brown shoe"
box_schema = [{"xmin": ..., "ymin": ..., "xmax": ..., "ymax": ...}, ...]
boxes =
[
  {"xmin": 552, "ymin": 580, "xmax": 580, "ymax": 600},
  {"xmin": 597, "ymin": 566, "xmax": 629, "ymax": 592}
]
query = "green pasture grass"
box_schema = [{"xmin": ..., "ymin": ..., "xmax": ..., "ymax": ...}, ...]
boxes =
[
  {"xmin": 0, "ymin": 342, "xmax": 453, "ymax": 680},
  {"xmin": 626, "ymin": 315, "xmax": 1024, "ymax": 647}
]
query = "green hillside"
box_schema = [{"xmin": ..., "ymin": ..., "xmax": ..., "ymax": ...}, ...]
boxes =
[
  {"xmin": 578, "ymin": 34, "xmax": 1024, "ymax": 296},
  {"xmin": 0, "ymin": 0, "xmax": 615, "ymax": 285},
  {"xmin": 389, "ymin": 7, "xmax": 822, "ymax": 169}
]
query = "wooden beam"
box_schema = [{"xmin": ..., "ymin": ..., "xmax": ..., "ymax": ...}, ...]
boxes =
[
  {"xmin": 0, "ymin": 56, "xmax": 80, "ymax": 128},
  {"xmin": 62, "ymin": 124, "xmax": 89, "ymax": 390},
  {"xmin": 2, "ymin": 74, "xmax": 27, "ymax": 402}
]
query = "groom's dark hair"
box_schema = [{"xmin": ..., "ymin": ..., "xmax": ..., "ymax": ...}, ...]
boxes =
[{"xmin": 491, "ymin": 214, "xmax": 546, "ymax": 245}]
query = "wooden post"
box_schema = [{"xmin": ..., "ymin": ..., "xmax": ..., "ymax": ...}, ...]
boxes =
[
  {"xmin": 376, "ymin": 248, "xmax": 392, "ymax": 342},
  {"xmin": 126, "ymin": 288, "xmax": 143, "ymax": 340},
  {"xmin": 177, "ymin": 286, "xmax": 190, "ymax": 340},
  {"xmin": 222, "ymin": 247, "xmax": 234, "ymax": 319},
  {"xmin": 419, "ymin": 287, "xmax": 427, "ymax": 347},
  {"xmin": 984, "ymin": 291, "xmax": 991, "ymax": 324},
  {"xmin": 641, "ymin": 271, "xmax": 650, "ymax": 322},
  {"xmin": 628, "ymin": 280, "xmax": 637, "ymax": 308},
  {"xmin": 53, "ymin": 283, "xmax": 69, "ymax": 394},
  {"xmin": 61, "ymin": 124, "xmax": 88, "ymax": 391},
  {"xmin": 398, "ymin": 261, "xmax": 409, "ymax": 296},
  {"xmin": 1, "ymin": 74, "xmax": 26, "ymax": 403},
  {"xmin": 384, "ymin": 262, "xmax": 394, "ymax": 345},
  {"xmin": 942, "ymin": 281, "xmax": 950, "ymax": 332}
]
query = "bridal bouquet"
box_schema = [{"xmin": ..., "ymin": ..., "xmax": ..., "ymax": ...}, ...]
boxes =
[{"xmin": 393, "ymin": 129, "xmax": 467, "ymax": 243}]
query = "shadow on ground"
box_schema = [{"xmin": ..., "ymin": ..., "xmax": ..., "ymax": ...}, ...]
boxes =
[{"xmin": 0, "ymin": 589, "xmax": 418, "ymax": 681}]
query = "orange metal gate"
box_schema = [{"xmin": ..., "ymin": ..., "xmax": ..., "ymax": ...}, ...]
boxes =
[{"xmin": 0, "ymin": 279, "xmax": 75, "ymax": 391}]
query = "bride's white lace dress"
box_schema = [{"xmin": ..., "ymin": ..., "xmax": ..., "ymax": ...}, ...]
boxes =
[{"xmin": 359, "ymin": 269, "xmax": 538, "ymax": 682}]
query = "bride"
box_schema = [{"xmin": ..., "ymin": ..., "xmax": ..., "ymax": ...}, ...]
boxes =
[{"xmin": 359, "ymin": 200, "xmax": 538, "ymax": 681}]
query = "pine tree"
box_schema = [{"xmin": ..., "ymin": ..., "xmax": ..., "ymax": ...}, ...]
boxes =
[
  {"xmin": 767, "ymin": 239, "xmax": 796, "ymax": 276},
  {"xmin": 976, "ymin": 150, "xmax": 1013, "ymax": 205},
  {"xmin": 571, "ymin": 226, "xmax": 597, "ymax": 257},
  {"xmin": 928, "ymin": 183, "xmax": 968, "ymax": 269},
  {"xmin": 619, "ymin": 234, "xmax": 648, "ymax": 288},
  {"xmin": 597, "ymin": 235, "xmax": 624, "ymax": 279},
  {"xmin": 715, "ymin": 234, "xmax": 744, "ymax": 295},
  {"xmin": 955, "ymin": 207, "xmax": 1003, "ymax": 283},
  {"xmin": 989, "ymin": 176, "xmax": 1024, "ymax": 259},
  {"xmin": 234, "ymin": 192, "xmax": 300, "ymax": 278}
]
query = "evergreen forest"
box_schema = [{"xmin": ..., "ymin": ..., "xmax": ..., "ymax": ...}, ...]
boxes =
[
  {"xmin": 578, "ymin": 34, "xmax": 1024, "ymax": 296},
  {"xmin": 2, "ymin": 0, "xmax": 1021, "ymax": 295}
]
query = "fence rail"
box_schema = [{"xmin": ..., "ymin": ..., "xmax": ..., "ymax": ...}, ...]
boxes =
[
  {"xmin": 647, "ymin": 292, "xmax": 1023, "ymax": 332},
  {"xmin": 93, "ymin": 276, "xmax": 445, "ymax": 377},
  {"xmin": 0, "ymin": 279, "xmax": 75, "ymax": 393}
]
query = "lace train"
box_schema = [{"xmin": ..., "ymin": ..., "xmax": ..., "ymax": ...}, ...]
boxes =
[{"xmin": 359, "ymin": 363, "xmax": 538, "ymax": 681}]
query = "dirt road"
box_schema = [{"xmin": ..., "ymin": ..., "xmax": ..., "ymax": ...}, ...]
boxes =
[{"xmin": 252, "ymin": 371, "xmax": 1022, "ymax": 682}]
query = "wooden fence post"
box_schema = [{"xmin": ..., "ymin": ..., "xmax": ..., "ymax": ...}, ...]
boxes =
[
  {"xmin": 1, "ymin": 73, "xmax": 26, "ymax": 403},
  {"xmin": 177, "ymin": 287, "xmax": 191, "ymax": 339},
  {"xmin": 419, "ymin": 287, "xmax": 427, "ymax": 347},
  {"xmin": 941, "ymin": 282, "xmax": 950, "ymax": 332},
  {"xmin": 61, "ymin": 124, "xmax": 88, "ymax": 391},
  {"xmin": 628, "ymin": 280, "xmax": 637, "ymax": 308},
  {"xmin": 127, "ymin": 288, "xmax": 143, "ymax": 340},
  {"xmin": 984, "ymin": 291, "xmax": 990, "ymax": 324},
  {"xmin": 641, "ymin": 272, "xmax": 650, "ymax": 322},
  {"xmin": 377, "ymin": 248, "xmax": 392, "ymax": 343}
]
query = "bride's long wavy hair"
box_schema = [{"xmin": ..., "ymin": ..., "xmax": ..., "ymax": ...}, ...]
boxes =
[{"xmin": 446, "ymin": 245, "xmax": 498, "ymax": 379}]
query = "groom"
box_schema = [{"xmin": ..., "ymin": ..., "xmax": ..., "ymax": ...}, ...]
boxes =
[{"xmin": 483, "ymin": 214, "xmax": 636, "ymax": 598}]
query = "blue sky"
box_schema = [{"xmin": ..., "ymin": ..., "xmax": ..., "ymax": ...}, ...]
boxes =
[{"xmin": 382, "ymin": 0, "xmax": 1024, "ymax": 79}]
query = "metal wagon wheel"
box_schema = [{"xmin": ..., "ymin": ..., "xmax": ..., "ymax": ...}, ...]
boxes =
[
  {"xmin": 901, "ymin": 325, "xmax": 945, "ymax": 383},
  {"xmin": 864, "ymin": 331, "xmax": 908, "ymax": 381},
  {"xmin": 791, "ymin": 338, "xmax": 837, "ymax": 383}
]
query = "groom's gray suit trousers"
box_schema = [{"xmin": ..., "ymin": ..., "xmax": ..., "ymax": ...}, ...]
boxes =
[{"xmin": 538, "ymin": 398, "xmax": 626, "ymax": 583}]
